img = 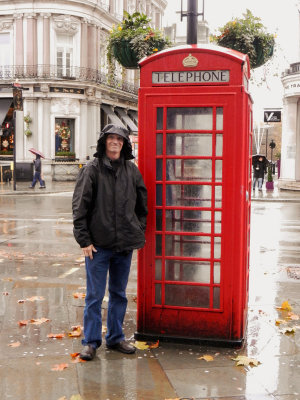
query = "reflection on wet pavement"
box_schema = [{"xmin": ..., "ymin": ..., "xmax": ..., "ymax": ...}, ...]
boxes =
[{"xmin": 0, "ymin": 194, "xmax": 299, "ymax": 399}]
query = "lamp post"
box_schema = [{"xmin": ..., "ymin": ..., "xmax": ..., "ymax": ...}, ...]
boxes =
[{"xmin": 181, "ymin": 0, "xmax": 204, "ymax": 44}]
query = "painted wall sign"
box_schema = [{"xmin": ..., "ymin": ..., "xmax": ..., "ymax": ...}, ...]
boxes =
[
  {"xmin": 152, "ymin": 70, "xmax": 230, "ymax": 84},
  {"xmin": 50, "ymin": 87, "xmax": 84, "ymax": 94}
]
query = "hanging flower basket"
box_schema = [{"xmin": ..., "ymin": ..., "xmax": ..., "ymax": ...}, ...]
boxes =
[
  {"xmin": 210, "ymin": 10, "xmax": 275, "ymax": 69},
  {"xmin": 107, "ymin": 12, "xmax": 171, "ymax": 69},
  {"xmin": 112, "ymin": 39, "xmax": 139, "ymax": 69}
]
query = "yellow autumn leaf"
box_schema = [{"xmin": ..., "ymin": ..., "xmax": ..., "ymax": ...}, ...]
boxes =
[
  {"xmin": 198, "ymin": 354, "xmax": 214, "ymax": 362},
  {"xmin": 277, "ymin": 301, "xmax": 292, "ymax": 311},
  {"xmin": 134, "ymin": 341, "xmax": 149, "ymax": 350},
  {"xmin": 275, "ymin": 319, "xmax": 286, "ymax": 325},
  {"xmin": 232, "ymin": 355, "xmax": 260, "ymax": 367},
  {"xmin": 280, "ymin": 327, "xmax": 295, "ymax": 334}
]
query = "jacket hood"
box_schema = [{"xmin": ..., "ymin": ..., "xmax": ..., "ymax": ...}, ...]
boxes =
[{"xmin": 93, "ymin": 124, "xmax": 134, "ymax": 160}]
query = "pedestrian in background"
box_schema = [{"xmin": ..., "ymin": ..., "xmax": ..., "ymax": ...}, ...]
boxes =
[
  {"xmin": 72, "ymin": 124, "xmax": 148, "ymax": 361},
  {"xmin": 29, "ymin": 154, "xmax": 46, "ymax": 189},
  {"xmin": 252, "ymin": 156, "xmax": 266, "ymax": 191}
]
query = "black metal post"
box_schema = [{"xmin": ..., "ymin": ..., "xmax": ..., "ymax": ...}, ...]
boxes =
[{"xmin": 187, "ymin": 0, "xmax": 198, "ymax": 44}]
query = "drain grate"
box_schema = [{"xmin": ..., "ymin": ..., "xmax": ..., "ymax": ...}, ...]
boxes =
[{"xmin": 286, "ymin": 266, "xmax": 300, "ymax": 280}]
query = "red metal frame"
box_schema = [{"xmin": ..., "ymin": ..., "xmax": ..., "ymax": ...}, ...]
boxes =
[{"xmin": 137, "ymin": 45, "xmax": 252, "ymax": 345}]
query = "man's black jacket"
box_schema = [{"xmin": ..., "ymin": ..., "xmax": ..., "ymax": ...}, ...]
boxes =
[{"xmin": 72, "ymin": 156, "xmax": 148, "ymax": 252}]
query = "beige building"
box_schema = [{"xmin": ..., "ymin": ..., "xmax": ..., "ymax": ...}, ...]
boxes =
[{"xmin": 0, "ymin": 0, "xmax": 167, "ymax": 180}]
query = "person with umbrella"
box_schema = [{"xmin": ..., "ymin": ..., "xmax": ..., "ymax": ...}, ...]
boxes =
[
  {"xmin": 252, "ymin": 155, "xmax": 267, "ymax": 191},
  {"xmin": 29, "ymin": 148, "xmax": 46, "ymax": 189}
]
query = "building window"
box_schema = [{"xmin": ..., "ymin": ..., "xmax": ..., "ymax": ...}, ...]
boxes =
[
  {"xmin": 0, "ymin": 33, "xmax": 11, "ymax": 72},
  {"xmin": 56, "ymin": 34, "xmax": 73, "ymax": 78},
  {"xmin": 55, "ymin": 118, "xmax": 75, "ymax": 156}
]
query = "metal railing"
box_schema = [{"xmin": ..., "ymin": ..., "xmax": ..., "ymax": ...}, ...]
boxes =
[{"xmin": 0, "ymin": 65, "xmax": 139, "ymax": 95}]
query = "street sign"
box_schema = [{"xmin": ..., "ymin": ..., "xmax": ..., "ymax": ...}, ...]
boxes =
[
  {"xmin": 13, "ymin": 88, "xmax": 23, "ymax": 111},
  {"xmin": 264, "ymin": 110, "xmax": 281, "ymax": 122}
]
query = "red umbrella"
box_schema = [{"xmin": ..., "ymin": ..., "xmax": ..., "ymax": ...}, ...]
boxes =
[{"xmin": 28, "ymin": 148, "xmax": 45, "ymax": 159}]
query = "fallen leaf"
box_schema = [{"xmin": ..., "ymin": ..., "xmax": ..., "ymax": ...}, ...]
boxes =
[
  {"xmin": 102, "ymin": 325, "xmax": 107, "ymax": 334},
  {"xmin": 21, "ymin": 276, "xmax": 38, "ymax": 280},
  {"xmin": 280, "ymin": 327, "xmax": 296, "ymax": 334},
  {"xmin": 70, "ymin": 353, "xmax": 86, "ymax": 364},
  {"xmin": 277, "ymin": 300, "xmax": 292, "ymax": 311},
  {"xmin": 18, "ymin": 320, "xmax": 29, "ymax": 326},
  {"xmin": 51, "ymin": 363, "xmax": 69, "ymax": 371},
  {"xmin": 8, "ymin": 341, "xmax": 21, "ymax": 347},
  {"xmin": 134, "ymin": 341, "xmax": 149, "ymax": 350},
  {"xmin": 132, "ymin": 295, "xmax": 137, "ymax": 303},
  {"xmin": 198, "ymin": 354, "xmax": 214, "ymax": 362},
  {"xmin": 232, "ymin": 355, "xmax": 260, "ymax": 367},
  {"xmin": 73, "ymin": 292, "xmax": 86, "ymax": 299},
  {"xmin": 148, "ymin": 340, "xmax": 159, "ymax": 349},
  {"xmin": 17, "ymin": 299, "xmax": 26, "ymax": 304},
  {"xmin": 26, "ymin": 296, "xmax": 45, "ymax": 302},
  {"xmin": 30, "ymin": 318, "xmax": 50, "ymax": 325},
  {"xmin": 71, "ymin": 357, "xmax": 86, "ymax": 364},
  {"xmin": 47, "ymin": 333, "xmax": 65, "ymax": 339},
  {"xmin": 70, "ymin": 395, "xmax": 83, "ymax": 400},
  {"xmin": 275, "ymin": 319, "xmax": 287, "ymax": 325},
  {"xmin": 287, "ymin": 312, "xmax": 299, "ymax": 320},
  {"xmin": 68, "ymin": 326, "xmax": 82, "ymax": 337},
  {"xmin": 1, "ymin": 277, "xmax": 13, "ymax": 282}
]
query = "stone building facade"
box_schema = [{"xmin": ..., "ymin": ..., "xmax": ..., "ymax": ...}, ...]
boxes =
[{"xmin": 0, "ymin": 0, "xmax": 167, "ymax": 180}]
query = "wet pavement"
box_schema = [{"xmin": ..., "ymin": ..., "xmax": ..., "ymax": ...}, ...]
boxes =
[{"xmin": 0, "ymin": 177, "xmax": 299, "ymax": 400}]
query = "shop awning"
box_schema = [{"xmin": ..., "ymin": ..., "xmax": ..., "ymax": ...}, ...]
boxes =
[
  {"xmin": 115, "ymin": 107, "xmax": 138, "ymax": 132},
  {"xmin": 128, "ymin": 110, "xmax": 138, "ymax": 125},
  {"xmin": 0, "ymin": 98, "xmax": 13, "ymax": 126},
  {"xmin": 101, "ymin": 104, "xmax": 127, "ymax": 129}
]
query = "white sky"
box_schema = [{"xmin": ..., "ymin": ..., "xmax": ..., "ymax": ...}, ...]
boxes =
[{"xmin": 162, "ymin": 0, "xmax": 300, "ymax": 123}]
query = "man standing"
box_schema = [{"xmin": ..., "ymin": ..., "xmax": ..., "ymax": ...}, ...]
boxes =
[
  {"xmin": 72, "ymin": 124, "xmax": 147, "ymax": 361},
  {"xmin": 252, "ymin": 156, "xmax": 267, "ymax": 191}
]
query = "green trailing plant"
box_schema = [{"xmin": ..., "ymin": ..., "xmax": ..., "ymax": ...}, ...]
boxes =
[
  {"xmin": 24, "ymin": 113, "xmax": 32, "ymax": 137},
  {"xmin": 55, "ymin": 151, "xmax": 75, "ymax": 157},
  {"xmin": 267, "ymin": 165, "xmax": 273, "ymax": 182},
  {"xmin": 0, "ymin": 150, "xmax": 13, "ymax": 155},
  {"xmin": 107, "ymin": 11, "xmax": 171, "ymax": 69},
  {"xmin": 210, "ymin": 10, "xmax": 275, "ymax": 69}
]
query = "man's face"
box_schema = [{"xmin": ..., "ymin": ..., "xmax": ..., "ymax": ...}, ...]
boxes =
[{"xmin": 105, "ymin": 133, "xmax": 124, "ymax": 158}]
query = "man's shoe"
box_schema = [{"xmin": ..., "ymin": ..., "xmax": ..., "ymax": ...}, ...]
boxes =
[
  {"xmin": 28, "ymin": 186, "xmax": 34, "ymax": 189},
  {"xmin": 79, "ymin": 345, "xmax": 96, "ymax": 361},
  {"xmin": 39, "ymin": 186, "xmax": 46, "ymax": 189},
  {"xmin": 107, "ymin": 340, "xmax": 136, "ymax": 354}
]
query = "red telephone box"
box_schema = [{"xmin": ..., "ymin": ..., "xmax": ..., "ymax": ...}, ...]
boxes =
[{"xmin": 136, "ymin": 45, "xmax": 252, "ymax": 346}]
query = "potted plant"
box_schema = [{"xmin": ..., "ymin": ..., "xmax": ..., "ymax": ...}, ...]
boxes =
[
  {"xmin": 210, "ymin": 10, "xmax": 275, "ymax": 69},
  {"xmin": 107, "ymin": 11, "xmax": 171, "ymax": 69},
  {"xmin": 55, "ymin": 151, "xmax": 76, "ymax": 161},
  {"xmin": 266, "ymin": 164, "xmax": 274, "ymax": 190}
]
